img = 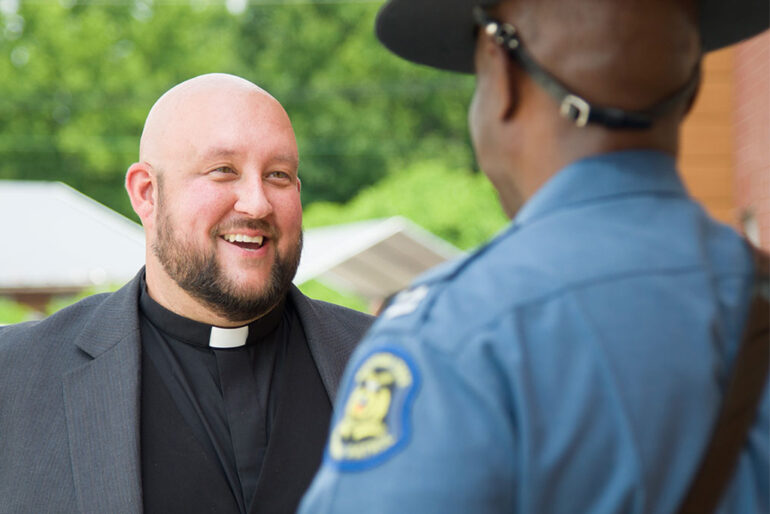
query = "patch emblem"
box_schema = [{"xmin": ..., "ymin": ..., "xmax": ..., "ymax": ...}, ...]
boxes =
[{"xmin": 327, "ymin": 347, "xmax": 420, "ymax": 471}]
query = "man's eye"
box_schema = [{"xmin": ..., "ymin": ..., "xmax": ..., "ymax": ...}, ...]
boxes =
[
  {"xmin": 212, "ymin": 166, "xmax": 236, "ymax": 175},
  {"xmin": 268, "ymin": 171, "xmax": 291, "ymax": 180}
]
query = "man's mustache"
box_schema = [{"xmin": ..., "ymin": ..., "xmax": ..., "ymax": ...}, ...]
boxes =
[{"xmin": 214, "ymin": 218, "xmax": 278, "ymax": 239}]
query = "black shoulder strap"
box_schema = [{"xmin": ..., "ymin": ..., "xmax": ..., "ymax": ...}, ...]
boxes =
[{"xmin": 677, "ymin": 244, "xmax": 769, "ymax": 513}]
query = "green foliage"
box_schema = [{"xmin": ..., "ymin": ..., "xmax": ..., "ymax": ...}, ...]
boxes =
[
  {"xmin": 0, "ymin": 297, "xmax": 33, "ymax": 324},
  {"xmin": 45, "ymin": 284, "xmax": 118, "ymax": 316},
  {"xmin": 0, "ymin": 284, "xmax": 121, "ymax": 324},
  {"xmin": 0, "ymin": 2, "xmax": 475, "ymax": 218},
  {"xmin": 304, "ymin": 160, "xmax": 509, "ymax": 251},
  {"xmin": 297, "ymin": 279, "xmax": 369, "ymax": 313}
]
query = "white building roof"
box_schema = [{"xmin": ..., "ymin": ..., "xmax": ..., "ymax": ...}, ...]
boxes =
[
  {"xmin": 295, "ymin": 216, "xmax": 463, "ymax": 300},
  {"xmin": 0, "ymin": 180, "xmax": 145, "ymax": 292}
]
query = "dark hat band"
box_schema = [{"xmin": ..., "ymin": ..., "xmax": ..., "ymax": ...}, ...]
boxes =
[{"xmin": 474, "ymin": 7, "xmax": 703, "ymax": 130}]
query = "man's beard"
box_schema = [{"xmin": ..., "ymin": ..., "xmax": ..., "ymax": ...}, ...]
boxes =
[{"xmin": 152, "ymin": 209, "xmax": 302, "ymax": 324}]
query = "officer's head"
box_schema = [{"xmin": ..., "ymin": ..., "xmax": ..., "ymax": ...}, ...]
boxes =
[{"xmin": 374, "ymin": 0, "xmax": 769, "ymax": 216}]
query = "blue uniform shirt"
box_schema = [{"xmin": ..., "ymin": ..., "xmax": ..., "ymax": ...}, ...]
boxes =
[{"xmin": 300, "ymin": 150, "xmax": 769, "ymax": 514}]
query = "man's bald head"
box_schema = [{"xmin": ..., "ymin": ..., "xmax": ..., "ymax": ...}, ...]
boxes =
[
  {"xmin": 493, "ymin": 0, "xmax": 701, "ymax": 111},
  {"xmin": 125, "ymin": 73, "xmax": 302, "ymax": 325},
  {"xmin": 139, "ymin": 73, "xmax": 292, "ymax": 169}
]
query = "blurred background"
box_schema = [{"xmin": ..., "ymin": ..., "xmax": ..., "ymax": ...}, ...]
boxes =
[{"xmin": 0, "ymin": 0, "xmax": 767, "ymax": 321}]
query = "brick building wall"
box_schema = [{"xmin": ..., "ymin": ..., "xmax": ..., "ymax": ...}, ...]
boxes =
[
  {"xmin": 733, "ymin": 32, "xmax": 770, "ymax": 250},
  {"xmin": 679, "ymin": 48, "xmax": 736, "ymax": 227},
  {"xmin": 679, "ymin": 32, "xmax": 769, "ymax": 250}
]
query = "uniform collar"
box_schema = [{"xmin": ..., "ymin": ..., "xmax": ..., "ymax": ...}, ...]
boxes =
[
  {"xmin": 139, "ymin": 275, "xmax": 285, "ymax": 349},
  {"xmin": 512, "ymin": 150, "xmax": 685, "ymax": 229}
]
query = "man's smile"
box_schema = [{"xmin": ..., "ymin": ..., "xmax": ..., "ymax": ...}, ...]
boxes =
[{"xmin": 221, "ymin": 233, "xmax": 267, "ymax": 251}]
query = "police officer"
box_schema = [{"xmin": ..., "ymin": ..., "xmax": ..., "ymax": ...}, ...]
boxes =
[{"xmin": 300, "ymin": 0, "xmax": 770, "ymax": 512}]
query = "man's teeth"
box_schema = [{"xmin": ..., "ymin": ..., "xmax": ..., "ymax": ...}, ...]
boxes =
[{"xmin": 223, "ymin": 234, "xmax": 264, "ymax": 245}]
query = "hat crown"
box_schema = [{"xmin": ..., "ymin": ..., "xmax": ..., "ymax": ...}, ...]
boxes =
[{"xmin": 375, "ymin": 0, "xmax": 770, "ymax": 74}]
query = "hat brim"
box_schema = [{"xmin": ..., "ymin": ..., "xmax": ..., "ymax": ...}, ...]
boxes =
[{"xmin": 375, "ymin": 0, "xmax": 770, "ymax": 74}]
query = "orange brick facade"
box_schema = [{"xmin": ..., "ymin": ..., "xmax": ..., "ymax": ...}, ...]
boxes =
[
  {"xmin": 733, "ymin": 33, "xmax": 770, "ymax": 249},
  {"xmin": 679, "ymin": 48, "xmax": 736, "ymax": 227},
  {"xmin": 679, "ymin": 32, "xmax": 769, "ymax": 250}
]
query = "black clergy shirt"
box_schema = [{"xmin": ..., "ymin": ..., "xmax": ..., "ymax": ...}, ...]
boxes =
[{"xmin": 139, "ymin": 278, "xmax": 294, "ymax": 513}]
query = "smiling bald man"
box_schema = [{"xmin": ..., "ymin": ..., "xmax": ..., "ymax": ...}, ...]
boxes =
[{"xmin": 0, "ymin": 74, "xmax": 373, "ymax": 514}]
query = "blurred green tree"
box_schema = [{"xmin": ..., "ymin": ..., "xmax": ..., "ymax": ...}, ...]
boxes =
[
  {"xmin": 0, "ymin": 296, "xmax": 33, "ymax": 324},
  {"xmin": 304, "ymin": 159, "xmax": 508, "ymax": 251},
  {"xmin": 0, "ymin": 1, "xmax": 475, "ymax": 217}
]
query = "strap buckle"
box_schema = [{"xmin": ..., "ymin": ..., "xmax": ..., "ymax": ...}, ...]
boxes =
[{"xmin": 560, "ymin": 94, "xmax": 591, "ymax": 127}]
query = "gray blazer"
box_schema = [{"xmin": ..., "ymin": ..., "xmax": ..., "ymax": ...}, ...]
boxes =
[{"xmin": 0, "ymin": 270, "xmax": 373, "ymax": 514}]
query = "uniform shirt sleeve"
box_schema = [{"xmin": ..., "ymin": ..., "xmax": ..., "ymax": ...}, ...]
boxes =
[{"xmin": 299, "ymin": 307, "xmax": 521, "ymax": 513}]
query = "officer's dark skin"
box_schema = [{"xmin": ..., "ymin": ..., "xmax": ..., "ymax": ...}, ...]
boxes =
[{"xmin": 469, "ymin": 0, "xmax": 701, "ymax": 218}]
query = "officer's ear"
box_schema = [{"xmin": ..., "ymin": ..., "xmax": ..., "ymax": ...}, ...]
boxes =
[
  {"xmin": 476, "ymin": 33, "xmax": 520, "ymax": 123},
  {"xmin": 501, "ymin": 52, "xmax": 523, "ymax": 122}
]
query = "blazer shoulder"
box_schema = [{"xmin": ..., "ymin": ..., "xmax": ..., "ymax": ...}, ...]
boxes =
[
  {"xmin": 301, "ymin": 295, "xmax": 374, "ymax": 334},
  {"xmin": 289, "ymin": 288, "xmax": 374, "ymax": 399},
  {"xmin": 0, "ymin": 292, "xmax": 112, "ymax": 357},
  {"xmin": 0, "ymin": 269, "xmax": 143, "ymax": 357}
]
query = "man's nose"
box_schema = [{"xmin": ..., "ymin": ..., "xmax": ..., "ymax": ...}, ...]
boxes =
[{"xmin": 233, "ymin": 178, "xmax": 273, "ymax": 219}]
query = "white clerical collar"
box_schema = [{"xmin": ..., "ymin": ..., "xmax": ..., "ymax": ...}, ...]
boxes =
[{"xmin": 209, "ymin": 325, "xmax": 249, "ymax": 349}]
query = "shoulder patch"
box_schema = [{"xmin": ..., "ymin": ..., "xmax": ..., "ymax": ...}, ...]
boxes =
[{"xmin": 327, "ymin": 346, "xmax": 420, "ymax": 471}]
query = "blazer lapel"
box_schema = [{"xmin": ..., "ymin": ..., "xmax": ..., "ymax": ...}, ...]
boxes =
[
  {"xmin": 62, "ymin": 271, "xmax": 144, "ymax": 514},
  {"xmin": 288, "ymin": 287, "xmax": 362, "ymax": 400}
]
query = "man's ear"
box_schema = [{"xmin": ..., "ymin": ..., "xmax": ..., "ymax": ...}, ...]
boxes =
[
  {"xmin": 125, "ymin": 162, "xmax": 156, "ymax": 225},
  {"xmin": 296, "ymin": 176, "xmax": 302, "ymax": 193}
]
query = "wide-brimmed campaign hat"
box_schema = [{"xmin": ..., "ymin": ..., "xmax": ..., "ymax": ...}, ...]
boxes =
[{"xmin": 375, "ymin": 0, "xmax": 770, "ymax": 74}]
